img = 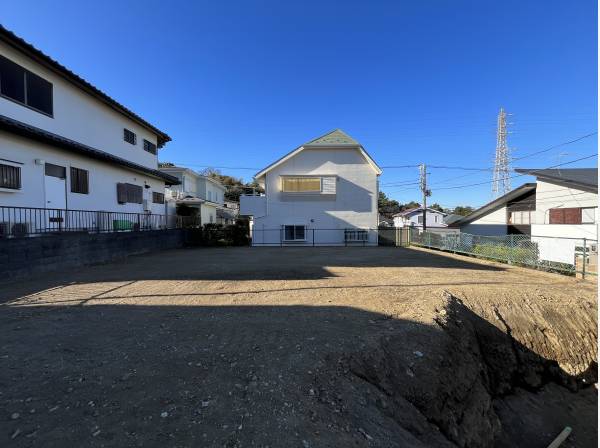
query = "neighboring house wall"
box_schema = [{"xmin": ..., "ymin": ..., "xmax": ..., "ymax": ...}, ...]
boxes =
[
  {"xmin": 393, "ymin": 210, "xmax": 446, "ymax": 228},
  {"xmin": 247, "ymin": 148, "xmax": 379, "ymax": 246},
  {"xmin": 0, "ymin": 41, "xmax": 160, "ymax": 170},
  {"xmin": 0, "ymin": 131, "xmax": 167, "ymax": 215},
  {"xmin": 460, "ymin": 206, "xmax": 508, "ymax": 236},
  {"xmin": 530, "ymin": 180, "xmax": 598, "ymax": 264}
]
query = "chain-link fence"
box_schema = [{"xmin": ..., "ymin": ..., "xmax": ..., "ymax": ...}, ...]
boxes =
[{"xmin": 409, "ymin": 228, "xmax": 597, "ymax": 278}]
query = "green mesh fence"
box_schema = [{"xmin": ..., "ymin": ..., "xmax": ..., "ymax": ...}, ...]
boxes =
[{"xmin": 409, "ymin": 229, "xmax": 597, "ymax": 277}]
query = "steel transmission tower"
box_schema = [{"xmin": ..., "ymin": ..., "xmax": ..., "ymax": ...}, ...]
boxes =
[{"xmin": 492, "ymin": 108, "xmax": 511, "ymax": 197}]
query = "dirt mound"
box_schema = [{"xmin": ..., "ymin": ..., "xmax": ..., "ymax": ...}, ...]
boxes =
[{"xmin": 340, "ymin": 292, "xmax": 597, "ymax": 447}]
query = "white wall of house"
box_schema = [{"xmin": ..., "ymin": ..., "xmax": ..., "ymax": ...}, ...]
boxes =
[
  {"xmin": 0, "ymin": 41, "xmax": 161, "ymax": 171},
  {"xmin": 244, "ymin": 147, "xmax": 379, "ymax": 246},
  {"xmin": 0, "ymin": 132, "xmax": 168, "ymax": 233},
  {"xmin": 460, "ymin": 206, "xmax": 508, "ymax": 236},
  {"xmin": 393, "ymin": 210, "xmax": 446, "ymax": 228},
  {"xmin": 530, "ymin": 180, "xmax": 598, "ymax": 264}
]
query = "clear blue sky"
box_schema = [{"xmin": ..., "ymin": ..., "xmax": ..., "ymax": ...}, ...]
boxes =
[{"xmin": 2, "ymin": 0, "xmax": 597, "ymax": 208}]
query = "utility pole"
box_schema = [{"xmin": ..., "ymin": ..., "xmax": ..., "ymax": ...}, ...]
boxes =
[
  {"xmin": 492, "ymin": 107, "xmax": 511, "ymax": 197},
  {"xmin": 419, "ymin": 164, "xmax": 431, "ymax": 232}
]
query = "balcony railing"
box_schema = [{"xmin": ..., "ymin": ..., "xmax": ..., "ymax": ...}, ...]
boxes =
[{"xmin": 0, "ymin": 206, "xmax": 201, "ymax": 237}]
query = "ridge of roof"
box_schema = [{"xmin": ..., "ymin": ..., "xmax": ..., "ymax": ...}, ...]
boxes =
[
  {"xmin": 449, "ymin": 183, "xmax": 536, "ymax": 227},
  {"xmin": 254, "ymin": 129, "xmax": 382, "ymax": 178},
  {"xmin": 0, "ymin": 25, "xmax": 171, "ymax": 147},
  {"xmin": 514, "ymin": 168, "xmax": 598, "ymax": 192}
]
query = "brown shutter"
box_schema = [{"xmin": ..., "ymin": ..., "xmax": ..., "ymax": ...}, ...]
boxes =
[
  {"xmin": 564, "ymin": 207, "xmax": 582, "ymax": 224},
  {"xmin": 117, "ymin": 183, "xmax": 127, "ymax": 203},
  {"xmin": 549, "ymin": 208, "xmax": 564, "ymax": 224}
]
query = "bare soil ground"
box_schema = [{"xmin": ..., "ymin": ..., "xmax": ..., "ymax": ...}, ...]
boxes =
[{"xmin": 0, "ymin": 246, "xmax": 597, "ymax": 447}]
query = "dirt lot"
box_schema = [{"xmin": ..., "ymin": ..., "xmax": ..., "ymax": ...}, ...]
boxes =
[{"xmin": 0, "ymin": 246, "xmax": 597, "ymax": 447}]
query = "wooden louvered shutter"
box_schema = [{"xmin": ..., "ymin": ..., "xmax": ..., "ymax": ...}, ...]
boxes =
[
  {"xmin": 549, "ymin": 208, "xmax": 564, "ymax": 224},
  {"xmin": 564, "ymin": 208, "xmax": 582, "ymax": 224}
]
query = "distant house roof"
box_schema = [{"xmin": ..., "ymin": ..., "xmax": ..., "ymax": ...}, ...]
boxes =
[
  {"xmin": 0, "ymin": 114, "xmax": 179, "ymax": 185},
  {"xmin": 444, "ymin": 214, "xmax": 463, "ymax": 225},
  {"xmin": 393, "ymin": 207, "xmax": 446, "ymax": 218},
  {"xmin": 449, "ymin": 183, "xmax": 536, "ymax": 227},
  {"xmin": 514, "ymin": 168, "xmax": 598, "ymax": 193},
  {"xmin": 0, "ymin": 25, "xmax": 171, "ymax": 147},
  {"xmin": 254, "ymin": 129, "xmax": 382, "ymax": 179}
]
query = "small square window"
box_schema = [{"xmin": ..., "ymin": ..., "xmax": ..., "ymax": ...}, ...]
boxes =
[
  {"xmin": 283, "ymin": 225, "xmax": 305, "ymax": 241},
  {"xmin": 143, "ymin": 139, "xmax": 157, "ymax": 155},
  {"xmin": 0, "ymin": 163, "xmax": 21, "ymax": 190},
  {"xmin": 124, "ymin": 128, "xmax": 137, "ymax": 145},
  {"xmin": 152, "ymin": 192, "xmax": 165, "ymax": 204}
]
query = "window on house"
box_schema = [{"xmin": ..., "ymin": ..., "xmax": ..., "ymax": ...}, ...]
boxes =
[
  {"xmin": 582, "ymin": 207, "xmax": 596, "ymax": 224},
  {"xmin": 208, "ymin": 190, "xmax": 212, "ymax": 201},
  {"xmin": 509, "ymin": 211, "xmax": 532, "ymax": 225},
  {"xmin": 434, "ymin": 215, "xmax": 438, "ymax": 223},
  {"xmin": 117, "ymin": 183, "xmax": 143, "ymax": 204},
  {"xmin": 549, "ymin": 207, "xmax": 582, "ymax": 224},
  {"xmin": 143, "ymin": 139, "xmax": 157, "ymax": 155},
  {"xmin": 417, "ymin": 216, "xmax": 423, "ymax": 224},
  {"xmin": 124, "ymin": 128, "xmax": 137, "ymax": 145},
  {"xmin": 0, "ymin": 163, "xmax": 21, "ymax": 189},
  {"xmin": 345, "ymin": 229, "xmax": 368, "ymax": 241},
  {"xmin": 282, "ymin": 177, "xmax": 321, "ymax": 192},
  {"xmin": 283, "ymin": 225, "xmax": 305, "ymax": 241},
  {"xmin": 0, "ymin": 55, "xmax": 53, "ymax": 115},
  {"xmin": 152, "ymin": 192, "xmax": 165, "ymax": 204},
  {"xmin": 45, "ymin": 163, "xmax": 66, "ymax": 178},
  {"xmin": 70, "ymin": 167, "xmax": 89, "ymax": 194}
]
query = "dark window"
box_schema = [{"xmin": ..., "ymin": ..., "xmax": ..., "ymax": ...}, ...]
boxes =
[
  {"xmin": 124, "ymin": 129, "xmax": 137, "ymax": 145},
  {"xmin": 0, "ymin": 55, "xmax": 53, "ymax": 115},
  {"xmin": 152, "ymin": 192, "xmax": 165, "ymax": 204},
  {"xmin": 26, "ymin": 71, "xmax": 53, "ymax": 115},
  {"xmin": 117, "ymin": 183, "xmax": 143, "ymax": 204},
  {"xmin": 0, "ymin": 163, "xmax": 21, "ymax": 189},
  {"xmin": 143, "ymin": 139, "xmax": 157, "ymax": 155},
  {"xmin": 549, "ymin": 207, "xmax": 582, "ymax": 224},
  {"xmin": 70, "ymin": 167, "xmax": 89, "ymax": 194},
  {"xmin": 283, "ymin": 225, "xmax": 305, "ymax": 241},
  {"xmin": 0, "ymin": 56, "xmax": 25, "ymax": 103},
  {"xmin": 45, "ymin": 163, "xmax": 66, "ymax": 178}
]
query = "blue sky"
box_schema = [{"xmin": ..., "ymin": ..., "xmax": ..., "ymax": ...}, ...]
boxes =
[{"xmin": 2, "ymin": 0, "xmax": 597, "ymax": 209}]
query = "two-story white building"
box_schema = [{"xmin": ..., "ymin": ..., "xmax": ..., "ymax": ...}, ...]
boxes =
[
  {"xmin": 0, "ymin": 26, "xmax": 178, "ymax": 233},
  {"xmin": 240, "ymin": 129, "xmax": 382, "ymax": 246},
  {"xmin": 160, "ymin": 166, "xmax": 227, "ymax": 225}
]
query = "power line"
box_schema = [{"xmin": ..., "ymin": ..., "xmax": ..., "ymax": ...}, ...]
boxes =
[{"xmin": 511, "ymin": 132, "xmax": 597, "ymax": 162}]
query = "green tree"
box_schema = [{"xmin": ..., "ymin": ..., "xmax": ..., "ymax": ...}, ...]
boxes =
[
  {"xmin": 378, "ymin": 191, "xmax": 402, "ymax": 218},
  {"xmin": 201, "ymin": 168, "xmax": 264, "ymax": 202},
  {"xmin": 429, "ymin": 203, "xmax": 444, "ymax": 213},
  {"xmin": 452, "ymin": 205, "xmax": 475, "ymax": 216}
]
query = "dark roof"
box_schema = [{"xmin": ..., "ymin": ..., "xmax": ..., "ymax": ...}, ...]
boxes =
[
  {"xmin": 0, "ymin": 25, "xmax": 171, "ymax": 148},
  {"xmin": 443, "ymin": 214, "xmax": 463, "ymax": 225},
  {"xmin": 449, "ymin": 183, "xmax": 536, "ymax": 227},
  {"xmin": 0, "ymin": 114, "xmax": 179, "ymax": 185},
  {"xmin": 515, "ymin": 168, "xmax": 598, "ymax": 193}
]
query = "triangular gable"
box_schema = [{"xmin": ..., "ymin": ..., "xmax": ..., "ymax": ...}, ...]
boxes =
[{"xmin": 254, "ymin": 129, "xmax": 382, "ymax": 179}]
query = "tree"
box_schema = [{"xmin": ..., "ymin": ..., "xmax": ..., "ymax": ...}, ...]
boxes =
[
  {"xmin": 400, "ymin": 201, "xmax": 421, "ymax": 211},
  {"xmin": 452, "ymin": 205, "xmax": 475, "ymax": 216},
  {"xmin": 429, "ymin": 203, "xmax": 444, "ymax": 213},
  {"xmin": 378, "ymin": 192, "xmax": 402, "ymax": 218},
  {"xmin": 201, "ymin": 167, "xmax": 264, "ymax": 202},
  {"xmin": 158, "ymin": 161, "xmax": 175, "ymax": 168}
]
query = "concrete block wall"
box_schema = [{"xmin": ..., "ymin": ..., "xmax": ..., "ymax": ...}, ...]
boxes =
[{"xmin": 0, "ymin": 230, "xmax": 185, "ymax": 281}]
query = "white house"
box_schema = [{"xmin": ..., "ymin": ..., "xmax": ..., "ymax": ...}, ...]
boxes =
[
  {"xmin": 160, "ymin": 166, "xmax": 227, "ymax": 225},
  {"xmin": 393, "ymin": 207, "xmax": 447, "ymax": 229},
  {"xmin": 451, "ymin": 168, "xmax": 598, "ymax": 265},
  {"xmin": 516, "ymin": 168, "xmax": 598, "ymax": 265},
  {"xmin": 0, "ymin": 26, "xmax": 178, "ymax": 233},
  {"xmin": 239, "ymin": 129, "xmax": 382, "ymax": 246}
]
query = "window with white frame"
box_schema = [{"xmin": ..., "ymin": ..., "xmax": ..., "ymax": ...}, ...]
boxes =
[
  {"xmin": 345, "ymin": 229, "xmax": 368, "ymax": 241},
  {"xmin": 509, "ymin": 210, "xmax": 532, "ymax": 225},
  {"xmin": 283, "ymin": 225, "xmax": 305, "ymax": 241},
  {"xmin": 417, "ymin": 216, "xmax": 423, "ymax": 224}
]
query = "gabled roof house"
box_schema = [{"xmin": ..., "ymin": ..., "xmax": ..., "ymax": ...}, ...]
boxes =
[{"xmin": 240, "ymin": 129, "xmax": 382, "ymax": 246}]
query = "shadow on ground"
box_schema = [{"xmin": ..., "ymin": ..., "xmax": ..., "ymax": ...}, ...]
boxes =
[{"xmin": 0, "ymin": 293, "xmax": 596, "ymax": 447}]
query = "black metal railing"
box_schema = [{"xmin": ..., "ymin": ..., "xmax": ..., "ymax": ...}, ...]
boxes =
[
  {"xmin": 249, "ymin": 227, "xmax": 410, "ymax": 247},
  {"xmin": 0, "ymin": 206, "xmax": 201, "ymax": 237}
]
